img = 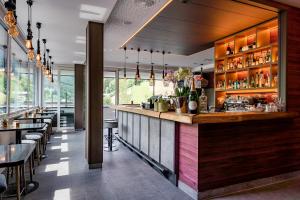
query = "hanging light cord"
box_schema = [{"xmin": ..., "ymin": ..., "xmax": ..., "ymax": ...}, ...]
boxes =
[
  {"xmin": 124, "ymin": 47, "xmax": 127, "ymax": 78},
  {"xmin": 162, "ymin": 51, "xmax": 165, "ymax": 79}
]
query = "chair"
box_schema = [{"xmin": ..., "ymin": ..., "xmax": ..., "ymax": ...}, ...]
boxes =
[
  {"xmin": 0, "ymin": 174, "xmax": 7, "ymax": 200},
  {"xmin": 22, "ymin": 134, "xmax": 43, "ymax": 165},
  {"xmin": 104, "ymin": 120, "xmax": 118, "ymax": 152}
]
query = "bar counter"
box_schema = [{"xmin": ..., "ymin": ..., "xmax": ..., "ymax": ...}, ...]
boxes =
[
  {"xmin": 112, "ymin": 105, "xmax": 299, "ymax": 199},
  {"xmin": 112, "ymin": 105, "xmax": 298, "ymax": 124}
]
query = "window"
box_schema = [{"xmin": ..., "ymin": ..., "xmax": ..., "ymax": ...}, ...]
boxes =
[
  {"xmin": 103, "ymin": 77, "xmax": 115, "ymax": 106},
  {"xmin": 0, "ymin": 27, "xmax": 7, "ymax": 114},
  {"xmin": 28, "ymin": 62, "xmax": 36, "ymax": 107},
  {"xmin": 60, "ymin": 71, "xmax": 74, "ymax": 108},
  {"xmin": 10, "ymin": 40, "xmax": 29, "ymax": 112},
  {"xmin": 154, "ymin": 80, "xmax": 175, "ymax": 96},
  {"xmin": 119, "ymin": 79, "xmax": 153, "ymax": 104},
  {"xmin": 43, "ymin": 71, "xmax": 58, "ymax": 107}
]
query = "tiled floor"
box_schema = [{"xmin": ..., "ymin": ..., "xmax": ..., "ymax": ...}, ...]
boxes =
[
  {"xmin": 23, "ymin": 131, "xmax": 192, "ymax": 200},
  {"xmin": 22, "ymin": 131, "xmax": 300, "ymax": 200}
]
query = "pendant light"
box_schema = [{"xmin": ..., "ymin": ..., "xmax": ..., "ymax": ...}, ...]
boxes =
[
  {"xmin": 45, "ymin": 49, "xmax": 50, "ymax": 75},
  {"xmin": 42, "ymin": 39, "xmax": 47, "ymax": 72},
  {"xmin": 135, "ymin": 48, "xmax": 141, "ymax": 85},
  {"xmin": 162, "ymin": 51, "xmax": 165, "ymax": 79},
  {"xmin": 51, "ymin": 61, "xmax": 54, "ymax": 83},
  {"xmin": 149, "ymin": 50, "xmax": 155, "ymax": 86},
  {"xmin": 4, "ymin": 0, "xmax": 16, "ymax": 27},
  {"xmin": 4, "ymin": 0, "xmax": 19, "ymax": 38},
  {"xmin": 36, "ymin": 22, "xmax": 42, "ymax": 67},
  {"xmin": 123, "ymin": 46, "xmax": 127, "ymax": 79},
  {"xmin": 48, "ymin": 55, "xmax": 52, "ymax": 78},
  {"xmin": 26, "ymin": 0, "xmax": 34, "ymax": 61}
]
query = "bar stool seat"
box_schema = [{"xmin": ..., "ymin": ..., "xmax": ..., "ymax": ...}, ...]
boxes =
[
  {"xmin": 21, "ymin": 140, "xmax": 36, "ymax": 144},
  {"xmin": 104, "ymin": 120, "xmax": 118, "ymax": 152}
]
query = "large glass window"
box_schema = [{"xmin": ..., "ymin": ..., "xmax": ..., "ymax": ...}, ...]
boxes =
[
  {"xmin": 119, "ymin": 79, "xmax": 153, "ymax": 104},
  {"xmin": 0, "ymin": 27, "xmax": 7, "ymax": 114},
  {"xmin": 10, "ymin": 40, "xmax": 29, "ymax": 112},
  {"xmin": 28, "ymin": 62, "xmax": 36, "ymax": 107},
  {"xmin": 43, "ymin": 70, "xmax": 58, "ymax": 107},
  {"xmin": 104, "ymin": 77, "xmax": 116, "ymax": 120},
  {"xmin": 60, "ymin": 70, "xmax": 74, "ymax": 128}
]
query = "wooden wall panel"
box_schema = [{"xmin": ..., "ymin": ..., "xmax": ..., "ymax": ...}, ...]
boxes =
[
  {"xmin": 178, "ymin": 123, "xmax": 199, "ymax": 190},
  {"xmin": 75, "ymin": 64, "xmax": 85, "ymax": 130},
  {"xmin": 86, "ymin": 22, "xmax": 103, "ymax": 168},
  {"xmin": 197, "ymin": 119, "xmax": 297, "ymax": 191},
  {"xmin": 286, "ymin": 7, "xmax": 300, "ymax": 112}
]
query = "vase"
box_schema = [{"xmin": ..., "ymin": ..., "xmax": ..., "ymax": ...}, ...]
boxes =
[{"xmin": 174, "ymin": 96, "xmax": 188, "ymax": 114}]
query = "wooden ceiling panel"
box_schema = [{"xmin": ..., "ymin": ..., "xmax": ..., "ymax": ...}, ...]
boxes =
[{"xmin": 125, "ymin": 0, "xmax": 278, "ymax": 55}]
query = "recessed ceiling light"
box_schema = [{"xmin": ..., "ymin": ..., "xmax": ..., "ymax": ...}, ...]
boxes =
[
  {"xmin": 75, "ymin": 36, "xmax": 86, "ymax": 44},
  {"xmin": 74, "ymin": 51, "xmax": 86, "ymax": 55},
  {"xmin": 79, "ymin": 4, "xmax": 107, "ymax": 22},
  {"xmin": 72, "ymin": 60, "xmax": 84, "ymax": 64}
]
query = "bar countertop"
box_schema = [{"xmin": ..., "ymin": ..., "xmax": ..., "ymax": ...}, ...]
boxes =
[{"xmin": 112, "ymin": 105, "xmax": 299, "ymax": 124}]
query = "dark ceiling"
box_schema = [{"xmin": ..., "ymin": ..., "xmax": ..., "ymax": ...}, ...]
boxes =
[{"xmin": 124, "ymin": 0, "xmax": 278, "ymax": 55}]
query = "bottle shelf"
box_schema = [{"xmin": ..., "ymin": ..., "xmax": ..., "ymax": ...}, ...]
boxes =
[
  {"xmin": 214, "ymin": 18, "xmax": 279, "ymax": 108},
  {"xmin": 215, "ymin": 42, "xmax": 278, "ymax": 61},
  {"xmin": 225, "ymin": 88, "xmax": 278, "ymax": 94}
]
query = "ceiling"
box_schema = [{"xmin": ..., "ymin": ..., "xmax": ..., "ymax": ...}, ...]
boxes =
[
  {"xmin": 15, "ymin": 0, "xmax": 117, "ymax": 65},
  {"xmin": 125, "ymin": 0, "xmax": 278, "ymax": 55},
  {"xmin": 9, "ymin": 0, "xmax": 289, "ymax": 72}
]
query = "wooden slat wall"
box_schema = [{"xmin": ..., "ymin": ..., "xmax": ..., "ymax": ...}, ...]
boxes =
[
  {"xmin": 286, "ymin": 7, "xmax": 300, "ymax": 112},
  {"xmin": 197, "ymin": 119, "xmax": 298, "ymax": 191},
  {"xmin": 178, "ymin": 123, "xmax": 199, "ymax": 190}
]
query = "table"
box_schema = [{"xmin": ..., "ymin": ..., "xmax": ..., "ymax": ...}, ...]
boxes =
[
  {"xmin": 36, "ymin": 111, "xmax": 56, "ymax": 115},
  {"xmin": 0, "ymin": 123, "xmax": 46, "ymax": 144},
  {"xmin": 0, "ymin": 144, "xmax": 36, "ymax": 200},
  {"xmin": 18, "ymin": 114, "xmax": 54, "ymax": 123}
]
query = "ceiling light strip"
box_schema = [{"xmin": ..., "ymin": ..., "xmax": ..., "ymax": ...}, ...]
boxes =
[{"xmin": 120, "ymin": 0, "xmax": 173, "ymax": 48}]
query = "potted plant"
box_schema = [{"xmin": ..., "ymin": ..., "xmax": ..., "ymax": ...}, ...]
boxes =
[
  {"xmin": 2, "ymin": 114, "xmax": 8, "ymax": 128},
  {"xmin": 173, "ymin": 68, "xmax": 193, "ymax": 114}
]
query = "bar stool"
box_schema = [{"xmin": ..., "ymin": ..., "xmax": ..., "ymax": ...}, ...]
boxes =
[{"xmin": 104, "ymin": 120, "xmax": 118, "ymax": 152}]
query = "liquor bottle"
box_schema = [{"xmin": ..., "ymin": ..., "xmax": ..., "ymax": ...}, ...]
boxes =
[
  {"xmin": 259, "ymin": 71, "xmax": 264, "ymax": 88},
  {"xmin": 251, "ymin": 76, "xmax": 255, "ymax": 88},
  {"xmin": 198, "ymin": 89, "xmax": 208, "ymax": 113},
  {"xmin": 255, "ymin": 72, "xmax": 259, "ymax": 88},
  {"xmin": 188, "ymin": 79, "xmax": 198, "ymax": 114},
  {"xmin": 226, "ymin": 44, "xmax": 231, "ymax": 55}
]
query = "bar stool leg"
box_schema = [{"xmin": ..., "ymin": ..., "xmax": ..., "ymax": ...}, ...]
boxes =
[
  {"xmin": 29, "ymin": 155, "xmax": 33, "ymax": 182},
  {"xmin": 15, "ymin": 166, "xmax": 20, "ymax": 200}
]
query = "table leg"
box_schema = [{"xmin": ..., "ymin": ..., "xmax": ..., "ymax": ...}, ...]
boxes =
[
  {"xmin": 15, "ymin": 166, "xmax": 20, "ymax": 200},
  {"xmin": 29, "ymin": 155, "xmax": 33, "ymax": 182},
  {"xmin": 16, "ymin": 130, "xmax": 21, "ymax": 144},
  {"xmin": 33, "ymin": 119, "xmax": 37, "ymax": 123},
  {"xmin": 109, "ymin": 128, "xmax": 112, "ymax": 151}
]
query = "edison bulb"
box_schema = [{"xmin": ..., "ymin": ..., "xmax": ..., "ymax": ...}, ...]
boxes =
[
  {"xmin": 27, "ymin": 48, "xmax": 35, "ymax": 61},
  {"xmin": 25, "ymin": 39, "xmax": 33, "ymax": 49},
  {"xmin": 36, "ymin": 53, "xmax": 41, "ymax": 61},
  {"xmin": 4, "ymin": 11, "xmax": 16, "ymax": 27},
  {"xmin": 8, "ymin": 25, "xmax": 19, "ymax": 38},
  {"xmin": 36, "ymin": 60, "xmax": 42, "ymax": 68}
]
